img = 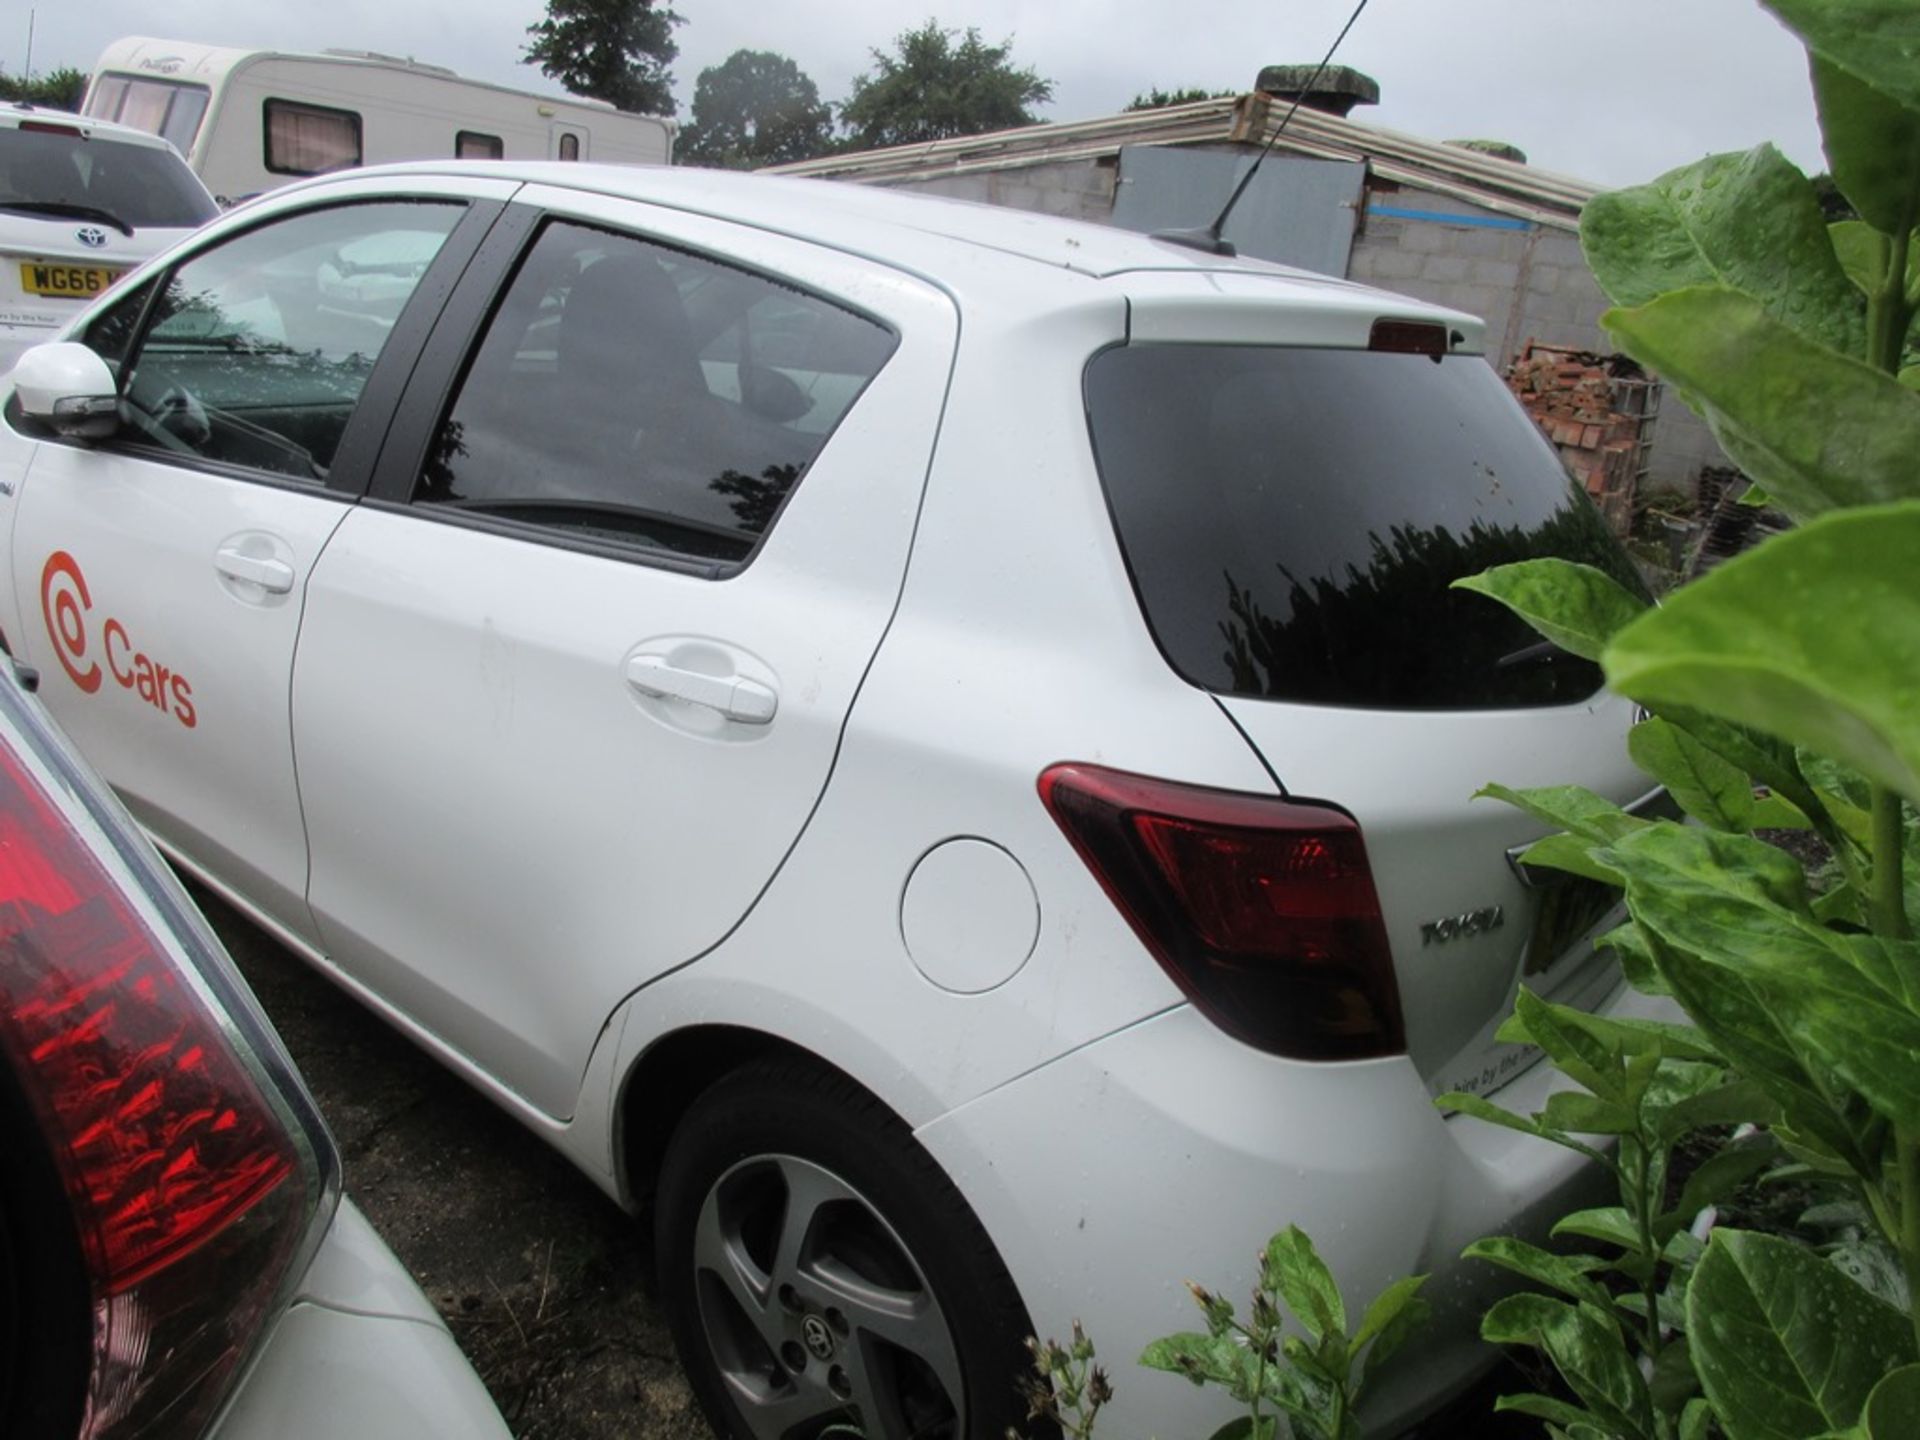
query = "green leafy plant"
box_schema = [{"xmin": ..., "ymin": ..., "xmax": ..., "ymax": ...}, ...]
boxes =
[
  {"xmin": 1446, "ymin": 1, "xmax": 1920, "ymax": 1436},
  {"xmin": 1439, "ymin": 991, "xmax": 1773, "ymax": 1439},
  {"xmin": 1137, "ymin": 1225, "xmax": 1428, "ymax": 1440}
]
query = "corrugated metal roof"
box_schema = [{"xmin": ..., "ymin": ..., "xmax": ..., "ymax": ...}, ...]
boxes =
[{"xmin": 763, "ymin": 94, "xmax": 1599, "ymax": 232}]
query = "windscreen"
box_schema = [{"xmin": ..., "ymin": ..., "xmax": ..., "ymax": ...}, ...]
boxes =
[
  {"xmin": 1085, "ymin": 343, "xmax": 1647, "ymax": 710},
  {"xmin": 0, "ymin": 126, "xmax": 216, "ymax": 229}
]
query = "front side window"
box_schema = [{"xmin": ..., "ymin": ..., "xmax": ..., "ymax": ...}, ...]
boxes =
[
  {"xmin": 415, "ymin": 218, "xmax": 896, "ymax": 566},
  {"xmin": 114, "ymin": 201, "xmax": 462, "ymax": 480},
  {"xmin": 85, "ymin": 74, "xmax": 211, "ymax": 156},
  {"xmin": 264, "ymin": 100, "xmax": 362, "ymax": 176}
]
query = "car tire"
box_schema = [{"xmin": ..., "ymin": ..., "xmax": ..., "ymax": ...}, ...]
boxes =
[{"xmin": 655, "ymin": 1055, "xmax": 1036, "ymax": 1440}]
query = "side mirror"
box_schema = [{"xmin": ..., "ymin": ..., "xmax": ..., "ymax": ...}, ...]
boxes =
[{"xmin": 11, "ymin": 342, "xmax": 119, "ymax": 441}]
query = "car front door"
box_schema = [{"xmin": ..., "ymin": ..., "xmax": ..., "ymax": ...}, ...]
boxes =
[
  {"xmin": 291, "ymin": 188, "xmax": 959, "ymax": 1117},
  {"xmin": 8, "ymin": 180, "xmax": 512, "ymax": 946}
]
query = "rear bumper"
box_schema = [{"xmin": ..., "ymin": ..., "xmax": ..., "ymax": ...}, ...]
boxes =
[
  {"xmin": 916, "ymin": 982, "xmax": 1673, "ymax": 1438},
  {"xmin": 211, "ymin": 1199, "xmax": 510, "ymax": 1440}
]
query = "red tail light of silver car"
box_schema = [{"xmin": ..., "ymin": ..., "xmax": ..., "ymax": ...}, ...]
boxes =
[{"xmin": 0, "ymin": 715, "xmax": 337, "ymax": 1438}]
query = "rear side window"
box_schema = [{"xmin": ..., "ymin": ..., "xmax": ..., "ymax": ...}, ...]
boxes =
[
  {"xmin": 456, "ymin": 131, "xmax": 504, "ymax": 160},
  {"xmin": 1084, "ymin": 344, "xmax": 1646, "ymax": 710},
  {"xmin": 264, "ymin": 100, "xmax": 362, "ymax": 176},
  {"xmin": 413, "ymin": 218, "xmax": 897, "ymax": 567},
  {"xmin": 0, "ymin": 126, "xmax": 215, "ymax": 229}
]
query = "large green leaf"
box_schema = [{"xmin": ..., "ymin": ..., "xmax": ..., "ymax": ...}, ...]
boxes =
[
  {"xmin": 1863, "ymin": 1364, "xmax": 1920, "ymax": 1438},
  {"xmin": 1512, "ymin": 987, "xmax": 1630, "ymax": 1101},
  {"xmin": 1628, "ymin": 716, "xmax": 1757, "ymax": 832},
  {"xmin": 1355, "ymin": 1278, "xmax": 1430, "ymax": 1395},
  {"xmin": 1482, "ymin": 1294, "xmax": 1653, "ymax": 1438},
  {"xmin": 1581, "ymin": 145, "xmax": 1865, "ymax": 355},
  {"xmin": 1812, "ymin": 58, "xmax": 1920, "ymax": 246},
  {"xmin": 1453, "ymin": 561, "xmax": 1650, "ymax": 661},
  {"xmin": 1264, "ymin": 1225, "xmax": 1345, "ymax": 1344},
  {"xmin": 1602, "ymin": 824, "xmax": 1920, "ymax": 1131},
  {"xmin": 1604, "ymin": 504, "xmax": 1920, "ymax": 805},
  {"xmin": 1762, "ymin": 0, "xmax": 1920, "ymax": 114},
  {"xmin": 1140, "ymin": 1331, "xmax": 1252, "ymax": 1393},
  {"xmin": 1665, "ymin": 707, "xmax": 1829, "ymax": 832},
  {"xmin": 1602, "ymin": 290, "xmax": 1920, "ymax": 522},
  {"xmin": 1464, "ymin": 1237, "xmax": 1615, "ymax": 1311},
  {"xmin": 1631, "ymin": 921, "xmax": 1869, "ymax": 1171},
  {"xmin": 1476, "ymin": 783, "xmax": 1642, "ymax": 844},
  {"xmin": 1687, "ymin": 1229, "xmax": 1915, "ymax": 1439}
]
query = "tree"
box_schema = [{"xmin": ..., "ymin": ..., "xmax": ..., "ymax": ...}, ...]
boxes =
[
  {"xmin": 0, "ymin": 68, "xmax": 86, "ymax": 111},
  {"xmin": 1124, "ymin": 86, "xmax": 1237, "ymax": 112},
  {"xmin": 839, "ymin": 21, "xmax": 1051, "ymax": 150},
  {"xmin": 678, "ymin": 50, "xmax": 833, "ymax": 169},
  {"xmin": 523, "ymin": 0, "xmax": 681, "ymax": 116}
]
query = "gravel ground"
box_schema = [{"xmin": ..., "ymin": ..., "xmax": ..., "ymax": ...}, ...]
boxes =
[{"xmin": 198, "ymin": 879, "xmax": 1534, "ymax": 1440}]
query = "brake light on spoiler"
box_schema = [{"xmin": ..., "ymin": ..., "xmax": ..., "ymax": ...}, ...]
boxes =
[{"xmin": 1039, "ymin": 764, "xmax": 1405, "ymax": 1061}]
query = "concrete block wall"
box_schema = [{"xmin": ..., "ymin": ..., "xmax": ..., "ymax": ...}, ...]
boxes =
[
  {"xmin": 1348, "ymin": 192, "xmax": 1719, "ymax": 496},
  {"xmin": 898, "ymin": 158, "xmax": 1117, "ymax": 223}
]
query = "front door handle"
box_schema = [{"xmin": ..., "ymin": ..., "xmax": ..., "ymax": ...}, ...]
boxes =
[
  {"xmin": 215, "ymin": 547, "xmax": 295, "ymax": 594},
  {"xmin": 625, "ymin": 655, "xmax": 778, "ymax": 724}
]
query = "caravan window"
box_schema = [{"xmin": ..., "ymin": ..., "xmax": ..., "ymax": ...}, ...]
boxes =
[
  {"xmin": 264, "ymin": 99, "xmax": 363, "ymax": 176},
  {"xmin": 456, "ymin": 131, "xmax": 504, "ymax": 160},
  {"xmin": 86, "ymin": 75, "xmax": 212, "ymax": 155}
]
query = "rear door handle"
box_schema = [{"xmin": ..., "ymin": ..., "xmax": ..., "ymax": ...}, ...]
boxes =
[
  {"xmin": 215, "ymin": 547, "xmax": 295, "ymax": 594},
  {"xmin": 625, "ymin": 655, "xmax": 778, "ymax": 724}
]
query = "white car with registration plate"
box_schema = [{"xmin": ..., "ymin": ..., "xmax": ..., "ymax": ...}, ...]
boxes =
[
  {"xmin": 0, "ymin": 104, "xmax": 217, "ymax": 373},
  {"xmin": 0, "ymin": 160, "xmax": 1667, "ymax": 1440}
]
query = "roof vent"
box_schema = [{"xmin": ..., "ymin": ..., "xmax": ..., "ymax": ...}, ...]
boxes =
[
  {"xmin": 1445, "ymin": 138, "xmax": 1529, "ymax": 165},
  {"xmin": 1252, "ymin": 64, "xmax": 1379, "ymax": 117}
]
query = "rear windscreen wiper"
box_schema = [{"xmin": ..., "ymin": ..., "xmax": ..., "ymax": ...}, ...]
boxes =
[{"xmin": 0, "ymin": 201, "xmax": 136, "ymax": 236}]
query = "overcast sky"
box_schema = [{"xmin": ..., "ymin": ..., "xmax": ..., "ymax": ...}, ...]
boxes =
[{"xmin": 11, "ymin": 0, "xmax": 1824, "ymax": 188}]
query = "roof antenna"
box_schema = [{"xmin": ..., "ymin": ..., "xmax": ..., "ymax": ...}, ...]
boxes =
[{"xmin": 1154, "ymin": 0, "xmax": 1376, "ymax": 257}]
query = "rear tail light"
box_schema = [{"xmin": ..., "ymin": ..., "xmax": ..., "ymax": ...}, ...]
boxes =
[
  {"xmin": 1038, "ymin": 763, "xmax": 1405, "ymax": 1061},
  {"xmin": 18, "ymin": 121, "xmax": 84, "ymax": 138},
  {"xmin": 0, "ymin": 717, "xmax": 336, "ymax": 1437}
]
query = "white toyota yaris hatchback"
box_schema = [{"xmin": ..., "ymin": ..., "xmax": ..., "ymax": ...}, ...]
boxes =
[{"xmin": 0, "ymin": 160, "xmax": 1667, "ymax": 1440}]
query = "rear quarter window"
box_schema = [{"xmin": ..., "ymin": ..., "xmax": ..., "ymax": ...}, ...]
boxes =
[{"xmin": 1084, "ymin": 343, "xmax": 1647, "ymax": 710}]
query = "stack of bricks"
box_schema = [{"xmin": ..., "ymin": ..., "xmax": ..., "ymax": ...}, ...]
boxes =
[{"xmin": 1504, "ymin": 342, "xmax": 1652, "ymax": 535}]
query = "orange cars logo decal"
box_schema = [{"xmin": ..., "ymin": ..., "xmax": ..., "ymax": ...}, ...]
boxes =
[{"xmin": 41, "ymin": 551, "xmax": 198, "ymax": 729}]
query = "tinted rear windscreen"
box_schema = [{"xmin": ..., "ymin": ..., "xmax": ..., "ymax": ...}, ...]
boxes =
[{"xmin": 1085, "ymin": 344, "xmax": 1646, "ymax": 710}]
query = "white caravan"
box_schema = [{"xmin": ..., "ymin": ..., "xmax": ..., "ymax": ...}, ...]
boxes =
[{"xmin": 83, "ymin": 36, "xmax": 675, "ymax": 207}]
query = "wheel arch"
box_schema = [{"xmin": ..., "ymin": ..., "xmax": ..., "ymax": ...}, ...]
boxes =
[{"xmin": 614, "ymin": 1024, "xmax": 825, "ymax": 1208}]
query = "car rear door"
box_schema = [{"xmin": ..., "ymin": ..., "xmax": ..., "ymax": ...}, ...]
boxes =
[
  {"xmin": 291, "ymin": 187, "xmax": 960, "ymax": 1117},
  {"xmin": 8, "ymin": 179, "xmax": 512, "ymax": 946}
]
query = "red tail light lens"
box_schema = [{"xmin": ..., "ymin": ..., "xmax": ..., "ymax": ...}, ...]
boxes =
[
  {"xmin": 1038, "ymin": 763, "xmax": 1405, "ymax": 1060},
  {"xmin": 0, "ymin": 730, "xmax": 328, "ymax": 1438}
]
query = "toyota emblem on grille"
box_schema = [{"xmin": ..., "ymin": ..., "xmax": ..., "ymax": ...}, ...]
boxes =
[{"xmin": 76, "ymin": 227, "xmax": 108, "ymax": 249}]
